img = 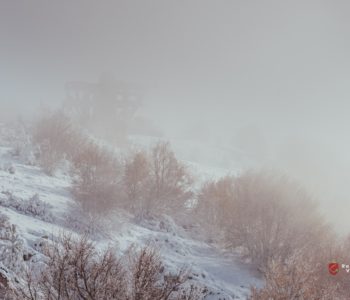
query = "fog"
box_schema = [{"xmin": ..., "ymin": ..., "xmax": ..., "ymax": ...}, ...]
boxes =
[{"xmin": 1, "ymin": 0, "xmax": 350, "ymax": 233}]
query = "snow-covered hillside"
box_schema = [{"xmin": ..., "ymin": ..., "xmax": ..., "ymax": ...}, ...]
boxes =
[
  {"xmin": 129, "ymin": 135, "xmax": 256, "ymax": 184},
  {"xmin": 0, "ymin": 125, "xmax": 262, "ymax": 299}
]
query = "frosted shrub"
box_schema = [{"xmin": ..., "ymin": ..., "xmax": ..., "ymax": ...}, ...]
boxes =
[
  {"xmin": 25, "ymin": 194, "xmax": 53, "ymax": 221},
  {"xmin": 0, "ymin": 121, "xmax": 36, "ymax": 166},
  {"xmin": 63, "ymin": 204, "xmax": 113, "ymax": 239},
  {"xmin": 21, "ymin": 234, "xmax": 199, "ymax": 300},
  {"xmin": 0, "ymin": 193, "xmax": 53, "ymax": 222},
  {"xmin": 0, "ymin": 213, "xmax": 25, "ymax": 274},
  {"xmin": 21, "ymin": 234, "xmax": 128, "ymax": 300}
]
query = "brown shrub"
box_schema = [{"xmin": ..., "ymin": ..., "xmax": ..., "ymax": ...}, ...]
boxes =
[
  {"xmin": 150, "ymin": 142, "xmax": 193, "ymax": 211},
  {"xmin": 123, "ymin": 151, "xmax": 150, "ymax": 213},
  {"xmin": 20, "ymin": 235, "xmax": 199, "ymax": 300},
  {"xmin": 195, "ymin": 176, "xmax": 235, "ymax": 239},
  {"xmin": 20, "ymin": 234, "xmax": 128, "ymax": 300},
  {"xmin": 72, "ymin": 142, "xmax": 123, "ymax": 213},
  {"xmin": 123, "ymin": 142, "xmax": 193, "ymax": 218},
  {"xmin": 250, "ymin": 252, "xmax": 341, "ymax": 300},
  {"xmin": 128, "ymin": 246, "xmax": 189, "ymax": 300},
  {"xmin": 32, "ymin": 110, "xmax": 87, "ymax": 175},
  {"xmin": 196, "ymin": 171, "xmax": 331, "ymax": 271}
]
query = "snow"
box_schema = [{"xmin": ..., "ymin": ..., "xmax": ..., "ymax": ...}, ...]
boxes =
[
  {"xmin": 0, "ymin": 128, "xmax": 262, "ymax": 299},
  {"xmin": 129, "ymin": 135, "xmax": 253, "ymax": 178}
]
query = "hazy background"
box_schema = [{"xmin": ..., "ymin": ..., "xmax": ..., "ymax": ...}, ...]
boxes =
[{"xmin": 1, "ymin": 0, "xmax": 350, "ymax": 233}]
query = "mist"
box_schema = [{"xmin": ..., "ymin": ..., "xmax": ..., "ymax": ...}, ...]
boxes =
[{"xmin": 1, "ymin": 0, "xmax": 350, "ymax": 233}]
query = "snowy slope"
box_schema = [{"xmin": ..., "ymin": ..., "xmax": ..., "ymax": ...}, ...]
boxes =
[
  {"xmin": 129, "ymin": 135, "xmax": 256, "ymax": 184},
  {"xmin": 0, "ymin": 129, "xmax": 262, "ymax": 299}
]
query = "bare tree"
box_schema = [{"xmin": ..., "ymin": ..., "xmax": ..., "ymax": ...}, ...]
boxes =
[
  {"xmin": 123, "ymin": 151, "xmax": 150, "ymax": 213},
  {"xmin": 147, "ymin": 142, "xmax": 193, "ymax": 216},
  {"xmin": 72, "ymin": 142, "xmax": 123, "ymax": 213},
  {"xmin": 21, "ymin": 234, "xmax": 128, "ymax": 300},
  {"xmin": 20, "ymin": 235, "xmax": 200, "ymax": 300},
  {"xmin": 195, "ymin": 176, "xmax": 235, "ymax": 239},
  {"xmin": 128, "ymin": 246, "xmax": 190, "ymax": 300},
  {"xmin": 123, "ymin": 142, "xmax": 193, "ymax": 218},
  {"xmin": 32, "ymin": 110, "xmax": 87, "ymax": 175}
]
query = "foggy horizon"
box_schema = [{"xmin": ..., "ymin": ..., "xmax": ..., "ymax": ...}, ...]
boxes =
[{"xmin": 2, "ymin": 0, "xmax": 350, "ymax": 233}]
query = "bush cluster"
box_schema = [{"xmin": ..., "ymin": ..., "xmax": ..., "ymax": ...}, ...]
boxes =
[
  {"xmin": 33, "ymin": 112, "xmax": 193, "ymax": 218},
  {"xmin": 196, "ymin": 172, "xmax": 331, "ymax": 270},
  {"xmin": 194, "ymin": 172, "xmax": 350, "ymax": 297},
  {"xmin": 0, "ymin": 193, "xmax": 53, "ymax": 222},
  {"xmin": 0, "ymin": 213, "xmax": 25, "ymax": 275},
  {"xmin": 19, "ymin": 234, "xmax": 202, "ymax": 300},
  {"xmin": 32, "ymin": 111, "xmax": 350, "ymax": 297}
]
